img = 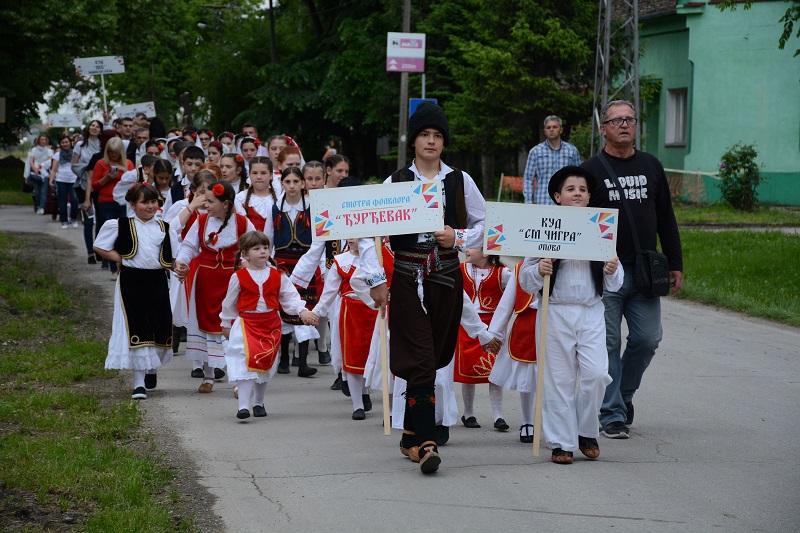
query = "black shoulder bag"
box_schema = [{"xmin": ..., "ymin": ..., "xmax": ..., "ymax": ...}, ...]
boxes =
[{"xmin": 598, "ymin": 152, "xmax": 670, "ymax": 297}]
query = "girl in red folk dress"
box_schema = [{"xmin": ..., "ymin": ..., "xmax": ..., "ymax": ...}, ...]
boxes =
[
  {"xmin": 221, "ymin": 231, "xmax": 318, "ymax": 420},
  {"xmin": 235, "ymin": 156, "xmax": 278, "ymax": 234},
  {"xmin": 175, "ymin": 181, "xmax": 256, "ymax": 393},
  {"xmin": 272, "ymin": 167, "xmax": 320, "ymax": 377},
  {"xmin": 455, "ymin": 248, "xmax": 512, "ymax": 431},
  {"xmin": 487, "ymin": 262, "xmax": 539, "ymax": 443}
]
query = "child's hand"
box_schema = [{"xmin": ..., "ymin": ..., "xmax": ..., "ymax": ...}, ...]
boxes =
[
  {"xmin": 174, "ymin": 261, "xmax": 189, "ymax": 280},
  {"xmin": 538, "ymin": 258, "xmax": 553, "ymax": 276},
  {"xmin": 604, "ymin": 256, "xmax": 619, "ymax": 275},
  {"xmin": 482, "ymin": 338, "xmax": 502, "ymax": 354},
  {"xmin": 300, "ymin": 310, "xmax": 319, "ymax": 327},
  {"xmin": 188, "ymin": 194, "xmax": 205, "ymax": 212},
  {"xmin": 222, "ymin": 327, "xmax": 230, "ymax": 340}
]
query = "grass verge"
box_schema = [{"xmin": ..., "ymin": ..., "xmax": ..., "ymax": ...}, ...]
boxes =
[
  {"xmin": 0, "ymin": 232, "xmax": 197, "ymax": 531},
  {"xmin": 674, "ymin": 203, "xmax": 800, "ymax": 226},
  {"xmin": 676, "ymin": 230, "xmax": 800, "ymax": 327}
]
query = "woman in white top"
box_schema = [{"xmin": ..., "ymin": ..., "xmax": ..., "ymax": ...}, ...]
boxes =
[
  {"xmin": 24, "ymin": 134, "xmax": 53, "ymax": 214},
  {"xmin": 49, "ymin": 135, "xmax": 79, "ymax": 228}
]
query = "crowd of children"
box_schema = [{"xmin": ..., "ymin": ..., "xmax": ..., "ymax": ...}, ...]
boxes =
[{"xmin": 30, "ymin": 109, "xmax": 624, "ymax": 473}]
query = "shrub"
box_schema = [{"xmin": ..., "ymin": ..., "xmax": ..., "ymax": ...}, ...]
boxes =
[{"xmin": 718, "ymin": 143, "xmax": 764, "ymax": 211}]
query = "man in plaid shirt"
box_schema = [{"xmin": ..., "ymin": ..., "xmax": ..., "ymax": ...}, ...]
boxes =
[{"xmin": 523, "ymin": 115, "xmax": 581, "ymax": 204}]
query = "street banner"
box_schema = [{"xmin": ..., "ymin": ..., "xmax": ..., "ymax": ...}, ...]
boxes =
[
  {"xmin": 116, "ymin": 102, "xmax": 157, "ymax": 118},
  {"xmin": 309, "ymin": 181, "xmax": 443, "ymax": 241},
  {"xmin": 74, "ymin": 56, "xmax": 126, "ymax": 76},
  {"xmin": 47, "ymin": 114, "xmax": 83, "ymax": 128},
  {"xmin": 483, "ymin": 202, "xmax": 618, "ymax": 260},
  {"xmin": 386, "ymin": 32, "xmax": 426, "ymax": 72}
]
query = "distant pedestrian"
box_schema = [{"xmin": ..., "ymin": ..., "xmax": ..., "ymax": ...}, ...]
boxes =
[{"xmin": 523, "ymin": 115, "xmax": 581, "ymax": 205}]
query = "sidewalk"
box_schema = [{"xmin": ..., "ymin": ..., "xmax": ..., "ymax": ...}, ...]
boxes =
[{"xmin": 2, "ymin": 204, "xmax": 799, "ymax": 532}]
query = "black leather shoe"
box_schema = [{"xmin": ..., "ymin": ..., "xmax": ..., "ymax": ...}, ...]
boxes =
[
  {"xmin": 237, "ymin": 409, "xmax": 250, "ymax": 420},
  {"xmin": 191, "ymin": 368, "xmax": 204, "ymax": 378},
  {"xmin": 341, "ymin": 379, "xmax": 351, "ymax": 397},
  {"xmin": 519, "ymin": 424, "xmax": 534, "ymax": 443},
  {"xmin": 362, "ymin": 394, "xmax": 372, "ymax": 412},
  {"xmin": 131, "ymin": 387, "xmax": 147, "ymax": 400},
  {"xmin": 435, "ymin": 425, "xmax": 450, "ymax": 446},
  {"xmin": 298, "ymin": 366, "xmax": 317, "ymax": 378},
  {"xmin": 214, "ymin": 368, "xmax": 226, "ymax": 380},
  {"xmin": 352, "ymin": 408, "xmax": 365, "ymax": 420},
  {"xmin": 144, "ymin": 373, "xmax": 157, "ymax": 391},
  {"xmin": 494, "ymin": 417, "xmax": 509, "ymax": 431},
  {"xmin": 330, "ymin": 374, "xmax": 343, "ymax": 390},
  {"xmin": 252, "ymin": 405, "xmax": 267, "ymax": 417},
  {"xmin": 318, "ymin": 351, "xmax": 331, "ymax": 365},
  {"xmin": 461, "ymin": 415, "xmax": 481, "ymax": 428}
]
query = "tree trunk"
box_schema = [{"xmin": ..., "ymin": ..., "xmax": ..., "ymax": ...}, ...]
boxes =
[
  {"xmin": 302, "ymin": 0, "xmax": 324, "ymax": 37},
  {"xmin": 480, "ymin": 153, "xmax": 495, "ymax": 198}
]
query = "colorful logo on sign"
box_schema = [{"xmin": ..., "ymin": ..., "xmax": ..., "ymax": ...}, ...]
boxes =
[
  {"xmin": 589, "ymin": 212, "xmax": 615, "ymax": 240},
  {"xmin": 412, "ymin": 182, "xmax": 439, "ymax": 209},
  {"xmin": 486, "ymin": 224, "xmax": 506, "ymax": 251},
  {"xmin": 315, "ymin": 210, "xmax": 333, "ymax": 237}
]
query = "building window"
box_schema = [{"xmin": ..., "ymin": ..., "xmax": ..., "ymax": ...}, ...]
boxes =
[{"xmin": 666, "ymin": 88, "xmax": 688, "ymax": 146}]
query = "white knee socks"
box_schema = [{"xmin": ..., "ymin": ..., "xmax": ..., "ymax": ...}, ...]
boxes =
[
  {"xmin": 489, "ymin": 383, "xmax": 504, "ymax": 421},
  {"xmin": 254, "ymin": 382, "xmax": 267, "ymax": 406},
  {"xmin": 520, "ymin": 391, "xmax": 534, "ymax": 425},
  {"xmin": 461, "ymin": 384, "xmax": 476, "ymax": 418},
  {"xmin": 133, "ymin": 369, "xmax": 146, "ymax": 389},
  {"xmin": 237, "ymin": 380, "xmax": 253, "ymax": 411},
  {"xmin": 346, "ymin": 372, "xmax": 364, "ymax": 410}
]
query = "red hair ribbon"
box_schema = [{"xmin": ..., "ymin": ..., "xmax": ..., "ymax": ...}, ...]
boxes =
[
  {"xmin": 212, "ymin": 183, "xmax": 225, "ymax": 197},
  {"xmin": 157, "ymin": 144, "xmax": 164, "ymax": 151},
  {"xmin": 254, "ymin": 139, "xmax": 262, "ymax": 147}
]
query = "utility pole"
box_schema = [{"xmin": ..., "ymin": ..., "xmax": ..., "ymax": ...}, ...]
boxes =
[
  {"xmin": 590, "ymin": 0, "xmax": 640, "ymax": 155},
  {"xmin": 396, "ymin": 0, "xmax": 411, "ymax": 170}
]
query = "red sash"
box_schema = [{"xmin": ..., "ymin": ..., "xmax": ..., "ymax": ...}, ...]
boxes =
[
  {"xmin": 240, "ymin": 310, "xmax": 282, "ymax": 372},
  {"xmin": 245, "ymin": 205, "xmax": 267, "ymax": 232},
  {"xmin": 455, "ymin": 313, "xmax": 496, "ymax": 384},
  {"xmin": 339, "ymin": 297, "xmax": 378, "ymax": 374}
]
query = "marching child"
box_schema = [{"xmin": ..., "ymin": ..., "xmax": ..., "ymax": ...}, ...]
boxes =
[
  {"xmin": 94, "ymin": 183, "xmax": 177, "ymax": 399},
  {"xmin": 221, "ymin": 231, "xmax": 319, "ymax": 420},
  {"xmin": 271, "ymin": 167, "xmax": 319, "ymax": 377},
  {"xmin": 487, "ymin": 262, "xmax": 538, "ymax": 444},
  {"xmin": 456, "ymin": 248, "xmax": 512, "ymax": 431},
  {"xmin": 235, "ymin": 156, "xmax": 277, "ymax": 232},
  {"xmin": 174, "ymin": 181, "xmax": 256, "ymax": 393},
  {"xmin": 517, "ymin": 166, "xmax": 623, "ymax": 464},
  {"xmin": 313, "ymin": 238, "xmax": 379, "ymax": 420}
]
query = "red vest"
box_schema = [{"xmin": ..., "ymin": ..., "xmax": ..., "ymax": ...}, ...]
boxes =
[
  {"xmin": 461, "ymin": 264, "xmax": 504, "ymax": 312},
  {"xmin": 236, "ymin": 268, "xmax": 281, "ymax": 313}
]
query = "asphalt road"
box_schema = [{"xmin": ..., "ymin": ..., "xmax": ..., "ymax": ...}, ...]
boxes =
[{"xmin": 2, "ymin": 204, "xmax": 798, "ymax": 533}]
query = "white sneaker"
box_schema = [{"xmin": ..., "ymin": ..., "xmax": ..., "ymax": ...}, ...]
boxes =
[
  {"xmin": 71, "ymin": 221, "xmax": 79, "ymax": 228},
  {"xmin": 37, "ymin": 208, "xmax": 44, "ymax": 215},
  {"xmin": 61, "ymin": 223, "xmax": 69, "ymax": 229}
]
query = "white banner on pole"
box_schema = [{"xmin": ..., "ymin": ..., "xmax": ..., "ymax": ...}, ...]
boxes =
[
  {"xmin": 74, "ymin": 56, "xmax": 126, "ymax": 76},
  {"xmin": 483, "ymin": 202, "xmax": 619, "ymax": 261},
  {"xmin": 386, "ymin": 32, "xmax": 426, "ymax": 72},
  {"xmin": 309, "ymin": 181, "xmax": 443, "ymax": 241},
  {"xmin": 116, "ymin": 102, "xmax": 157, "ymax": 118},
  {"xmin": 47, "ymin": 114, "xmax": 83, "ymax": 128}
]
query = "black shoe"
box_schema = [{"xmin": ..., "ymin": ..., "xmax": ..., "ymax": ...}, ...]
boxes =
[
  {"xmin": 131, "ymin": 387, "xmax": 147, "ymax": 400},
  {"xmin": 291, "ymin": 356, "xmax": 300, "ymax": 367},
  {"xmin": 494, "ymin": 417, "xmax": 509, "ymax": 431},
  {"xmin": 600, "ymin": 421, "xmax": 630, "ymax": 439},
  {"xmin": 362, "ymin": 394, "xmax": 372, "ymax": 412},
  {"xmin": 298, "ymin": 366, "xmax": 317, "ymax": 378},
  {"xmin": 341, "ymin": 379, "xmax": 351, "ymax": 397},
  {"xmin": 214, "ymin": 368, "xmax": 226, "ymax": 380},
  {"xmin": 435, "ymin": 425, "xmax": 450, "ymax": 446},
  {"xmin": 87, "ymin": 254, "xmax": 97, "ymax": 265},
  {"xmin": 144, "ymin": 373, "xmax": 157, "ymax": 391},
  {"xmin": 190, "ymin": 368, "xmax": 204, "ymax": 378},
  {"xmin": 519, "ymin": 424, "xmax": 534, "ymax": 443},
  {"xmin": 318, "ymin": 351, "xmax": 331, "ymax": 365},
  {"xmin": 330, "ymin": 374, "xmax": 343, "ymax": 390},
  {"xmin": 237, "ymin": 409, "xmax": 250, "ymax": 420},
  {"xmin": 352, "ymin": 408, "xmax": 366, "ymax": 420},
  {"xmin": 625, "ymin": 401, "xmax": 634, "ymax": 426},
  {"xmin": 277, "ymin": 364, "xmax": 291, "ymax": 374},
  {"xmin": 172, "ymin": 327, "xmax": 181, "ymax": 354},
  {"xmin": 461, "ymin": 415, "xmax": 481, "ymax": 428},
  {"xmin": 253, "ymin": 405, "xmax": 267, "ymax": 417}
]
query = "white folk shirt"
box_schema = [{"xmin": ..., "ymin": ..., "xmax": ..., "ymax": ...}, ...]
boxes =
[
  {"xmin": 176, "ymin": 214, "xmax": 255, "ymax": 265},
  {"xmin": 220, "ymin": 266, "xmax": 308, "ymax": 324},
  {"xmin": 94, "ymin": 216, "xmax": 178, "ymax": 269},
  {"xmin": 518, "ymin": 258, "xmax": 623, "ymax": 307}
]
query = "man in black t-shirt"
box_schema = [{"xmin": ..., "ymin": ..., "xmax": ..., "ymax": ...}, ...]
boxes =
[{"xmin": 582, "ymin": 100, "xmax": 683, "ymax": 439}]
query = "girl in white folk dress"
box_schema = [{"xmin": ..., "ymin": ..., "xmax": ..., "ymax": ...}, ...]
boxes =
[
  {"xmin": 94, "ymin": 183, "xmax": 177, "ymax": 399},
  {"xmin": 220, "ymin": 231, "xmax": 318, "ymax": 420}
]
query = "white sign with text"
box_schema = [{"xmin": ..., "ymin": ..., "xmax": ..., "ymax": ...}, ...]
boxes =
[
  {"xmin": 74, "ymin": 56, "xmax": 126, "ymax": 76},
  {"xmin": 483, "ymin": 202, "xmax": 619, "ymax": 261},
  {"xmin": 47, "ymin": 114, "xmax": 83, "ymax": 128},
  {"xmin": 116, "ymin": 102, "xmax": 157, "ymax": 118}
]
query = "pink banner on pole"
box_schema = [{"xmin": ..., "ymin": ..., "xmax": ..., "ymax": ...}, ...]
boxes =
[{"xmin": 386, "ymin": 57, "xmax": 425, "ymax": 73}]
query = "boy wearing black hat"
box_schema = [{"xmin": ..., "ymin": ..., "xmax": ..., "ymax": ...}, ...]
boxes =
[
  {"xmin": 517, "ymin": 166, "xmax": 623, "ymax": 465},
  {"xmin": 360, "ymin": 102, "xmax": 486, "ymax": 474}
]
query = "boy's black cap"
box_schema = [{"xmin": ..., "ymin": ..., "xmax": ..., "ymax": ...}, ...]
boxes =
[
  {"xmin": 408, "ymin": 102, "xmax": 450, "ymax": 148},
  {"xmin": 548, "ymin": 165, "xmax": 597, "ymax": 202}
]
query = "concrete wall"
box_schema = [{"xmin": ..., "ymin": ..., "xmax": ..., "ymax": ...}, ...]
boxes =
[{"xmin": 640, "ymin": 1, "xmax": 800, "ymax": 205}]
